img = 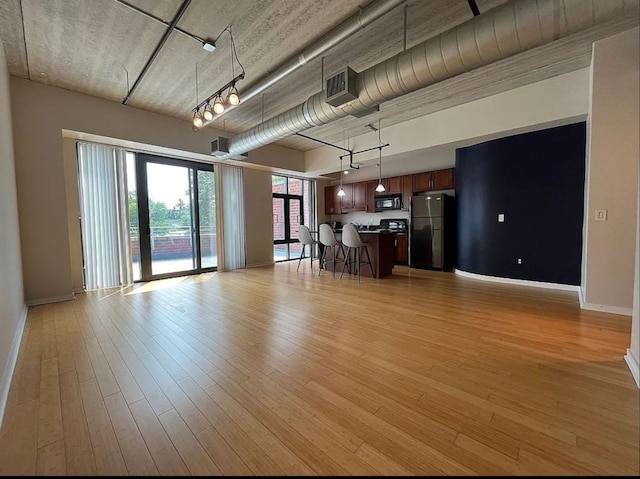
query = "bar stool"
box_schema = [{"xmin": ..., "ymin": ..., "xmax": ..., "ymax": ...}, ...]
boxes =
[
  {"xmin": 340, "ymin": 224, "xmax": 374, "ymax": 282},
  {"xmin": 296, "ymin": 225, "xmax": 317, "ymax": 272},
  {"xmin": 318, "ymin": 223, "xmax": 348, "ymax": 277}
]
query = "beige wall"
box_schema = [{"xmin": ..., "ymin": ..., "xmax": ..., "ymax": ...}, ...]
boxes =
[
  {"xmin": 9, "ymin": 77, "xmax": 304, "ymax": 302},
  {"xmin": 583, "ymin": 27, "xmax": 639, "ymax": 312},
  {"xmin": 243, "ymin": 168, "xmax": 275, "ymax": 267},
  {"xmin": 0, "ymin": 40, "xmax": 26, "ymax": 424}
]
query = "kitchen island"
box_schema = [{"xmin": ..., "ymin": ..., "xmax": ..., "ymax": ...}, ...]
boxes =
[{"xmin": 321, "ymin": 230, "xmax": 396, "ymax": 278}]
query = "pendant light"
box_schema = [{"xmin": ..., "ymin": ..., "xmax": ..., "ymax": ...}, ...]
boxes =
[
  {"xmin": 375, "ymin": 119, "xmax": 386, "ymax": 192},
  {"xmin": 337, "ymin": 154, "xmax": 346, "ymax": 197}
]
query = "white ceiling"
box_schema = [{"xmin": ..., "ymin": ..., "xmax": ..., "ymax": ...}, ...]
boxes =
[{"xmin": 0, "ymin": 0, "xmax": 637, "ymax": 152}]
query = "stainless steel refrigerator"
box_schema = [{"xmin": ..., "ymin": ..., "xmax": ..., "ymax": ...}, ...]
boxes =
[{"xmin": 409, "ymin": 193, "xmax": 455, "ymax": 270}]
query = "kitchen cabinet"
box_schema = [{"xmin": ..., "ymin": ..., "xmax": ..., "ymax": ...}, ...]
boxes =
[
  {"xmin": 324, "ymin": 185, "xmax": 338, "ymax": 214},
  {"xmin": 387, "ymin": 176, "xmax": 403, "ymax": 194},
  {"xmin": 352, "ymin": 182, "xmax": 367, "ymax": 211},
  {"xmin": 413, "ymin": 168, "xmax": 455, "ymax": 192},
  {"xmin": 432, "ymin": 168, "xmax": 455, "ymax": 190},
  {"xmin": 365, "ymin": 181, "xmax": 376, "ymax": 212},
  {"xmin": 337, "ymin": 182, "xmax": 367, "ymax": 213},
  {"xmin": 402, "ymin": 174, "xmax": 413, "ymax": 210},
  {"xmin": 395, "ymin": 232, "xmax": 408, "ymax": 264}
]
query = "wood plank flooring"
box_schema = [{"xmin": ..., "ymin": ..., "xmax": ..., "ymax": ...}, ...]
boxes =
[{"xmin": 0, "ymin": 263, "xmax": 638, "ymax": 475}]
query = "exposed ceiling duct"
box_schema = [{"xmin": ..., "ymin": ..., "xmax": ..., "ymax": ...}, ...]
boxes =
[
  {"xmin": 200, "ymin": 0, "xmax": 407, "ymax": 127},
  {"xmin": 221, "ymin": 0, "xmax": 637, "ymax": 159}
]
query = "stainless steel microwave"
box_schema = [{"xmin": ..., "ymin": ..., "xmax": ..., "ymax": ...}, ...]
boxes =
[{"xmin": 375, "ymin": 194, "xmax": 402, "ymax": 212}]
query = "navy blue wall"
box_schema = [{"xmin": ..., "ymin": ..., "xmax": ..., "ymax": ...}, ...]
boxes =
[{"xmin": 455, "ymin": 122, "xmax": 586, "ymax": 285}]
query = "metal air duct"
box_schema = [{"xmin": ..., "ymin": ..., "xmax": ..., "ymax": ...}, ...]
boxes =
[{"xmin": 224, "ymin": 0, "xmax": 637, "ymax": 158}]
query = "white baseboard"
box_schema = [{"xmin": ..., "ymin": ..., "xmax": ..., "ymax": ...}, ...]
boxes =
[
  {"xmin": 0, "ymin": 304, "xmax": 28, "ymax": 430},
  {"xmin": 578, "ymin": 287, "xmax": 632, "ymax": 316},
  {"xmin": 454, "ymin": 269, "xmax": 580, "ymax": 292},
  {"xmin": 26, "ymin": 293, "xmax": 75, "ymax": 307},
  {"xmin": 624, "ymin": 349, "xmax": 640, "ymax": 388}
]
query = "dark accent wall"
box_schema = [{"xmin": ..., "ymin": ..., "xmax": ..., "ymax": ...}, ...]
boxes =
[{"xmin": 455, "ymin": 122, "xmax": 586, "ymax": 285}]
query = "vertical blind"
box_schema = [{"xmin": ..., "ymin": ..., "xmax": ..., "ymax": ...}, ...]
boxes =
[
  {"xmin": 77, "ymin": 142, "xmax": 132, "ymax": 289},
  {"xmin": 218, "ymin": 164, "xmax": 246, "ymax": 271}
]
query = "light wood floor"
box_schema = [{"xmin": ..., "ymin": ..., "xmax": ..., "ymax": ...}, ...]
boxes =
[{"xmin": 0, "ymin": 263, "xmax": 638, "ymax": 476}]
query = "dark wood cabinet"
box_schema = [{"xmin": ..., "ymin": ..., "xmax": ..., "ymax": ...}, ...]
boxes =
[
  {"xmin": 402, "ymin": 174, "xmax": 413, "ymax": 210},
  {"xmin": 413, "ymin": 171, "xmax": 432, "ymax": 192},
  {"xmin": 365, "ymin": 181, "xmax": 376, "ymax": 212},
  {"xmin": 331, "ymin": 182, "xmax": 366, "ymax": 213},
  {"xmin": 352, "ymin": 182, "xmax": 366, "ymax": 211},
  {"xmin": 387, "ymin": 176, "xmax": 403, "ymax": 194},
  {"xmin": 413, "ymin": 168, "xmax": 455, "ymax": 192},
  {"xmin": 432, "ymin": 168, "xmax": 454, "ymax": 190},
  {"xmin": 395, "ymin": 233, "xmax": 408, "ymax": 264},
  {"xmin": 324, "ymin": 185, "xmax": 337, "ymax": 214},
  {"xmin": 327, "ymin": 168, "xmax": 454, "ymax": 215}
]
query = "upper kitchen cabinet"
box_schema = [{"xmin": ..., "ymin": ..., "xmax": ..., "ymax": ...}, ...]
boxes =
[
  {"xmin": 366, "ymin": 180, "xmax": 377, "ymax": 212},
  {"xmin": 413, "ymin": 168, "xmax": 455, "ymax": 192},
  {"xmin": 324, "ymin": 185, "xmax": 340, "ymax": 214},
  {"xmin": 352, "ymin": 182, "xmax": 367, "ymax": 211},
  {"xmin": 402, "ymin": 174, "xmax": 413, "ymax": 210},
  {"xmin": 387, "ymin": 176, "xmax": 403, "ymax": 194},
  {"xmin": 432, "ymin": 168, "xmax": 455, "ymax": 190}
]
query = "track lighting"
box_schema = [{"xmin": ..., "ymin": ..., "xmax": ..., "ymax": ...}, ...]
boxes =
[
  {"xmin": 203, "ymin": 102, "xmax": 214, "ymax": 121},
  {"xmin": 192, "ymin": 109, "xmax": 204, "ymax": 128},
  {"xmin": 213, "ymin": 95, "xmax": 225, "ymax": 114},
  {"xmin": 191, "ymin": 27, "xmax": 245, "ymax": 128},
  {"xmin": 227, "ymin": 85, "xmax": 240, "ymax": 106}
]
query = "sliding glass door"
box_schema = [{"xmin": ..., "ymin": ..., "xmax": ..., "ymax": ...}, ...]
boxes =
[{"xmin": 135, "ymin": 154, "xmax": 216, "ymax": 280}]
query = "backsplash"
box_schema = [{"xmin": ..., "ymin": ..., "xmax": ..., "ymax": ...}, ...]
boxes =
[{"xmin": 328, "ymin": 209, "xmax": 409, "ymax": 226}]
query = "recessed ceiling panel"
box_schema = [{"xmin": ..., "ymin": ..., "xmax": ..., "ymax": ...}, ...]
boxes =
[{"xmin": 21, "ymin": 0, "xmax": 168, "ymax": 101}]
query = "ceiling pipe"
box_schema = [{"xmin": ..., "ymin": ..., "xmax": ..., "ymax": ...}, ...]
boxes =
[
  {"xmin": 200, "ymin": 0, "xmax": 406, "ymax": 127},
  {"xmin": 122, "ymin": 0, "xmax": 192, "ymax": 105},
  {"xmin": 223, "ymin": 0, "xmax": 637, "ymax": 158}
]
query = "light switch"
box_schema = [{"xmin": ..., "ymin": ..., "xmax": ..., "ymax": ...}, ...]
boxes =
[
  {"xmin": 498, "ymin": 213, "xmax": 505, "ymax": 223},
  {"xmin": 594, "ymin": 209, "xmax": 607, "ymax": 221}
]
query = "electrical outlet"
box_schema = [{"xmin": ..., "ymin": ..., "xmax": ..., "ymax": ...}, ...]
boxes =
[
  {"xmin": 594, "ymin": 209, "xmax": 607, "ymax": 221},
  {"xmin": 517, "ymin": 258, "xmax": 522, "ymax": 265},
  {"xmin": 498, "ymin": 213, "xmax": 505, "ymax": 223}
]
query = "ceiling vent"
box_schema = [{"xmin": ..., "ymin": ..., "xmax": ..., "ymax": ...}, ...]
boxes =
[
  {"xmin": 211, "ymin": 137, "xmax": 248, "ymax": 159},
  {"xmin": 325, "ymin": 66, "xmax": 358, "ymax": 107}
]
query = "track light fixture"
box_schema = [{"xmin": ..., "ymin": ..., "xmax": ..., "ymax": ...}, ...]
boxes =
[
  {"xmin": 191, "ymin": 26, "xmax": 245, "ymax": 130},
  {"xmin": 227, "ymin": 84, "xmax": 240, "ymax": 106},
  {"xmin": 192, "ymin": 109, "xmax": 204, "ymax": 128},
  {"xmin": 213, "ymin": 94, "xmax": 225, "ymax": 114},
  {"xmin": 203, "ymin": 102, "xmax": 214, "ymax": 121}
]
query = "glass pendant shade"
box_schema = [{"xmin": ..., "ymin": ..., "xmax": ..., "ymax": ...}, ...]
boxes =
[
  {"xmin": 375, "ymin": 182, "xmax": 386, "ymax": 192},
  {"xmin": 337, "ymin": 187, "xmax": 346, "ymax": 197}
]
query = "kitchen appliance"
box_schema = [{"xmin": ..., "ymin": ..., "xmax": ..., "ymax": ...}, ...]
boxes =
[
  {"xmin": 379, "ymin": 218, "xmax": 407, "ymax": 232},
  {"xmin": 374, "ymin": 194, "xmax": 402, "ymax": 212},
  {"xmin": 409, "ymin": 193, "xmax": 455, "ymax": 270}
]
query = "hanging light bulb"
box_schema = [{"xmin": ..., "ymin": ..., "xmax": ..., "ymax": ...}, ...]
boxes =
[
  {"xmin": 213, "ymin": 94, "xmax": 225, "ymax": 114},
  {"xmin": 203, "ymin": 102, "xmax": 214, "ymax": 121},
  {"xmin": 337, "ymin": 154, "xmax": 346, "ymax": 197},
  {"xmin": 375, "ymin": 119, "xmax": 385, "ymax": 192},
  {"xmin": 226, "ymin": 84, "xmax": 240, "ymax": 106},
  {"xmin": 192, "ymin": 109, "xmax": 204, "ymax": 128}
]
